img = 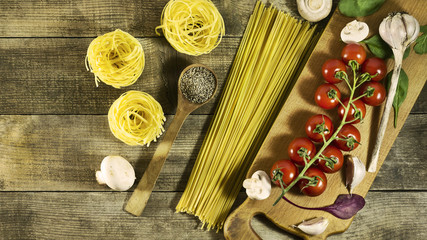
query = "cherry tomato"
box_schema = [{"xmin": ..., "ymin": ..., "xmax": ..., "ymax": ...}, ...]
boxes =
[
  {"xmin": 305, "ymin": 114, "xmax": 334, "ymax": 142},
  {"xmin": 288, "ymin": 137, "xmax": 317, "ymax": 166},
  {"xmin": 314, "ymin": 83, "xmax": 341, "ymax": 109},
  {"xmin": 341, "ymin": 43, "xmax": 366, "ymax": 65},
  {"xmin": 317, "ymin": 145, "xmax": 344, "ymax": 173},
  {"xmin": 297, "ymin": 167, "xmax": 327, "ymax": 196},
  {"xmin": 333, "ymin": 124, "xmax": 361, "ymax": 151},
  {"xmin": 321, "ymin": 59, "xmax": 347, "ymax": 84},
  {"xmin": 359, "ymin": 81, "xmax": 386, "ymax": 106},
  {"xmin": 337, "ymin": 98, "xmax": 366, "ymax": 124},
  {"xmin": 361, "ymin": 57, "xmax": 387, "ymax": 81},
  {"xmin": 270, "ymin": 159, "xmax": 299, "ymax": 187}
]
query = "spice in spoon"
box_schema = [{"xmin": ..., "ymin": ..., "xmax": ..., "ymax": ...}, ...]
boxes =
[{"xmin": 180, "ymin": 66, "xmax": 216, "ymax": 104}]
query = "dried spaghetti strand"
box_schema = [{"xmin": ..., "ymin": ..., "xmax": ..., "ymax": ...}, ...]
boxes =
[
  {"xmin": 176, "ymin": 1, "xmax": 319, "ymax": 231},
  {"xmin": 155, "ymin": 0, "xmax": 225, "ymax": 56},
  {"xmin": 108, "ymin": 91, "xmax": 165, "ymax": 146},
  {"xmin": 86, "ymin": 29, "xmax": 145, "ymax": 88}
]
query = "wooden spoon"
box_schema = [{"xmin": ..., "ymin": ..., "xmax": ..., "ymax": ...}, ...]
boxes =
[{"xmin": 125, "ymin": 63, "xmax": 218, "ymax": 216}]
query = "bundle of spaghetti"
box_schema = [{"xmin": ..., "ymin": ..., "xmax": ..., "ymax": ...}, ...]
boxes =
[
  {"xmin": 176, "ymin": 1, "xmax": 319, "ymax": 230},
  {"xmin": 155, "ymin": 0, "xmax": 225, "ymax": 56},
  {"xmin": 108, "ymin": 90, "xmax": 165, "ymax": 147},
  {"xmin": 86, "ymin": 29, "xmax": 145, "ymax": 88}
]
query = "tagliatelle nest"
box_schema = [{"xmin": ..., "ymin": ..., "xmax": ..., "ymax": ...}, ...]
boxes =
[
  {"xmin": 108, "ymin": 91, "xmax": 165, "ymax": 146},
  {"xmin": 86, "ymin": 29, "xmax": 145, "ymax": 88},
  {"xmin": 155, "ymin": 0, "xmax": 225, "ymax": 56}
]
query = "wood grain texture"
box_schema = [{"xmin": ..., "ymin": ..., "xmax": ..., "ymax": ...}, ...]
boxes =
[
  {"xmin": 0, "ymin": 0, "xmax": 254, "ymax": 37},
  {"xmin": 0, "ymin": 0, "xmax": 426, "ymax": 239},
  {"xmin": 225, "ymin": 1, "xmax": 427, "ymax": 239},
  {"xmin": 0, "ymin": 113, "xmax": 425, "ymax": 192},
  {"xmin": 0, "ymin": 192, "xmax": 425, "ymax": 240},
  {"xmin": 0, "ymin": 37, "xmax": 238, "ymax": 115}
]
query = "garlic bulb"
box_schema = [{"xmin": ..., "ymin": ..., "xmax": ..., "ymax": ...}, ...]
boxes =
[
  {"xmin": 295, "ymin": 217, "xmax": 329, "ymax": 235},
  {"xmin": 369, "ymin": 12, "xmax": 420, "ymax": 173},
  {"xmin": 243, "ymin": 170, "xmax": 271, "ymax": 200},
  {"xmin": 379, "ymin": 12, "xmax": 420, "ymax": 51},
  {"xmin": 296, "ymin": 0, "xmax": 332, "ymax": 22},
  {"xmin": 346, "ymin": 155, "xmax": 366, "ymax": 194},
  {"xmin": 341, "ymin": 20, "xmax": 369, "ymax": 43}
]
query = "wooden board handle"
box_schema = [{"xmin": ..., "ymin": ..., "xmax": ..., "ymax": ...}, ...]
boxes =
[
  {"xmin": 124, "ymin": 109, "xmax": 189, "ymax": 216},
  {"xmin": 224, "ymin": 199, "xmax": 261, "ymax": 240}
]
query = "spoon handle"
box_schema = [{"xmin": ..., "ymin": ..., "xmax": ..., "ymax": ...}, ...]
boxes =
[{"xmin": 125, "ymin": 109, "xmax": 189, "ymax": 216}]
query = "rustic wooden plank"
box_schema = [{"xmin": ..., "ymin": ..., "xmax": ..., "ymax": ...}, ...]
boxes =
[
  {"xmin": 0, "ymin": 114, "xmax": 211, "ymax": 191},
  {"xmin": 0, "ymin": 0, "xmax": 255, "ymax": 37},
  {"xmin": 0, "ymin": 114, "xmax": 425, "ymax": 191},
  {"xmin": 0, "ymin": 191, "xmax": 425, "ymax": 239},
  {"xmin": 411, "ymin": 84, "xmax": 427, "ymax": 114},
  {"xmin": 251, "ymin": 191, "xmax": 427, "ymax": 240},
  {"xmin": 0, "ymin": 37, "xmax": 239, "ymax": 115}
]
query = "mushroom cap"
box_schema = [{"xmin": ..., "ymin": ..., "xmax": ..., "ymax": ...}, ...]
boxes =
[
  {"xmin": 297, "ymin": 0, "xmax": 333, "ymax": 22},
  {"xmin": 99, "ymin": 156, "xmax": 136, "ymax": 191}
]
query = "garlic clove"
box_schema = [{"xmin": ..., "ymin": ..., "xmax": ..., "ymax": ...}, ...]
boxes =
[
  {"xmin": 402, "ymin": 13, "xmax": 420, "ymax": 44},
  {"xmin": 340, "ymin": 20, "xmax": 369, "ymax": 43},
  {"xmin": 346, "ymin": 155, "xmax": 366, "ymax": 194},
  {"xmin": 295, "ymin": 217, "xmax": 329, "ymax": 235},
  {"xmin": 243, "ymin": 170, "xmax": 271, "ymax": 200},
  {"xmin": 390, "ymin": 14, "xmax": 407, "ymax": 50}
]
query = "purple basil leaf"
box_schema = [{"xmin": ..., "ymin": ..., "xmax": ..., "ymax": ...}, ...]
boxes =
[{"xmin": 282, "ymin": 194, "xmax": 365, "ymax": 219}]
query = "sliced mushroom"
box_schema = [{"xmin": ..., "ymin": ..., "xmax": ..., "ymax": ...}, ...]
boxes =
[
  {"xmin": 243, "ymin": 170, "xmax": 271, "ymax": 200},
  {"xmin": 340, "ymin": 20, "xmax": 370, "ymax": 43},
  {"xmin": 297, "ymin": 0, "xmax": 333, "ymax": 22},
  {"xmin": 96, "ymin": 156, "xmax": 136, "ymax": 191}
]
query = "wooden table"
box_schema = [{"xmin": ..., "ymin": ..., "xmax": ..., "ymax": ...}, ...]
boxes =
[{"xmin": 0, "ymin": 0, "xmax": 426, "ymax": 239}]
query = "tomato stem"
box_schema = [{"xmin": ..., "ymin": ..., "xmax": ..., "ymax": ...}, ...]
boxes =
[{"xmin": 273, "ymin": 57, "xmax": 362, "ymax": 204}]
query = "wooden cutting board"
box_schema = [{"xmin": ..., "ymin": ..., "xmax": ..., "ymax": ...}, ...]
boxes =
[{"xmin": 224, "ymin": 1, "xmax": 427, "ymax": 239}]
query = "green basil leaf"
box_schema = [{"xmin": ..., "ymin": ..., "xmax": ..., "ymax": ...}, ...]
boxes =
[
  {"xmin": 386, "ymin": 69, "xmax": 409, "ymax": 128},
  {"xmin": 363, "ymin": 35, "xmax": 410, "ymax": 59},
  {"xmin": 339, "ymin": 0, "xmax": 385, "ymax": 17},
  {"xmin": 414, "ymin": 25, "xmax": 427, "ymax": 55},
  {"xmin": 403, "ymin": 47, "xmax": 411, "ymax": 59},
  {"xmin": 363, "ymin": 35, "xmax": 393, "ymax": 59}
]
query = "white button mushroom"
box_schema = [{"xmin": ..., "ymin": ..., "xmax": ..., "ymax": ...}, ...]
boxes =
[
  {"xmin": 340, "ymin": 20, "xmax": 370, "ymax": 43},
  {"xmin": 242, "ymin": 170, "xmax": 271, "ymax": 200},
  {"xmin": 96, "ymin": 156, "xmax": 136, "ymax": 191},
  {"xmin": 296, "ymin": 0, "xmax": 333, "ymax": 22}
]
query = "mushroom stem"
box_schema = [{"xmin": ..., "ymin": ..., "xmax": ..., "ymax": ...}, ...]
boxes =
[{"xmin": 96, "ymin": 171, "xmax": 106, "ymax": 185}]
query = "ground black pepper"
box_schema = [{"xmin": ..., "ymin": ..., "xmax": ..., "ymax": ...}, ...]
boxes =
[{"xmin": 180, "ymin": 66, "xmax": 216, "ymax": 104}]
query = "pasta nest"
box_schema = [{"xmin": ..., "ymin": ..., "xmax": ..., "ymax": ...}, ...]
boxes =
[
  {"xmin": 86, "ymin": 29, "xmax": 145, "ymax": 88},
  {"xmin": 156, "ymin": 0, "xmax": 225, "ymax": 56},
  {"xmin": 108, "ymin": 91, "xmax": 165, "ymax": 146}
]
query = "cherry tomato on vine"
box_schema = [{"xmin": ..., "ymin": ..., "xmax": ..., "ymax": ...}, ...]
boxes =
[
  {"xmin": 314, "ymin": 83, "xmax": 341, "ymax": 109},
  {"xmin": 270, "ymin": 159, "xmax": 299, "ymax": 187},
  {"xmin": 359, "ymin": 81, "xmax": 386, "ymax": 106},
  {"xmin": 297, "ymin": 167, "xmax": 327, "ymax": 196},
  {"xmin": 305, "ymin": 114, "xmax": 334, "ymax": 142},
  {"xmin": 317, "ymin": 145, "xmax": 344, "ymax": 173},
  {"xmin": 321, "ymin": 59, "xmax": 347, "ymax": 84},
  {"xmin": 361, "ymin": 57, "xmax": 387, "ymax": 81},
  {"xmin": 288, "ymin": 137, "xmax": 316, "ymax": 166},
  {"xmin": 333, "ymin": 124, "xmax": 361, "ymax": 151},
  {"xmin": 341, "ymin": 43, "xmax": 366, "ymax": 65},
  {"xmin": 337, "ymin": 98, "xmax": 366, "ymax": 124}
]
